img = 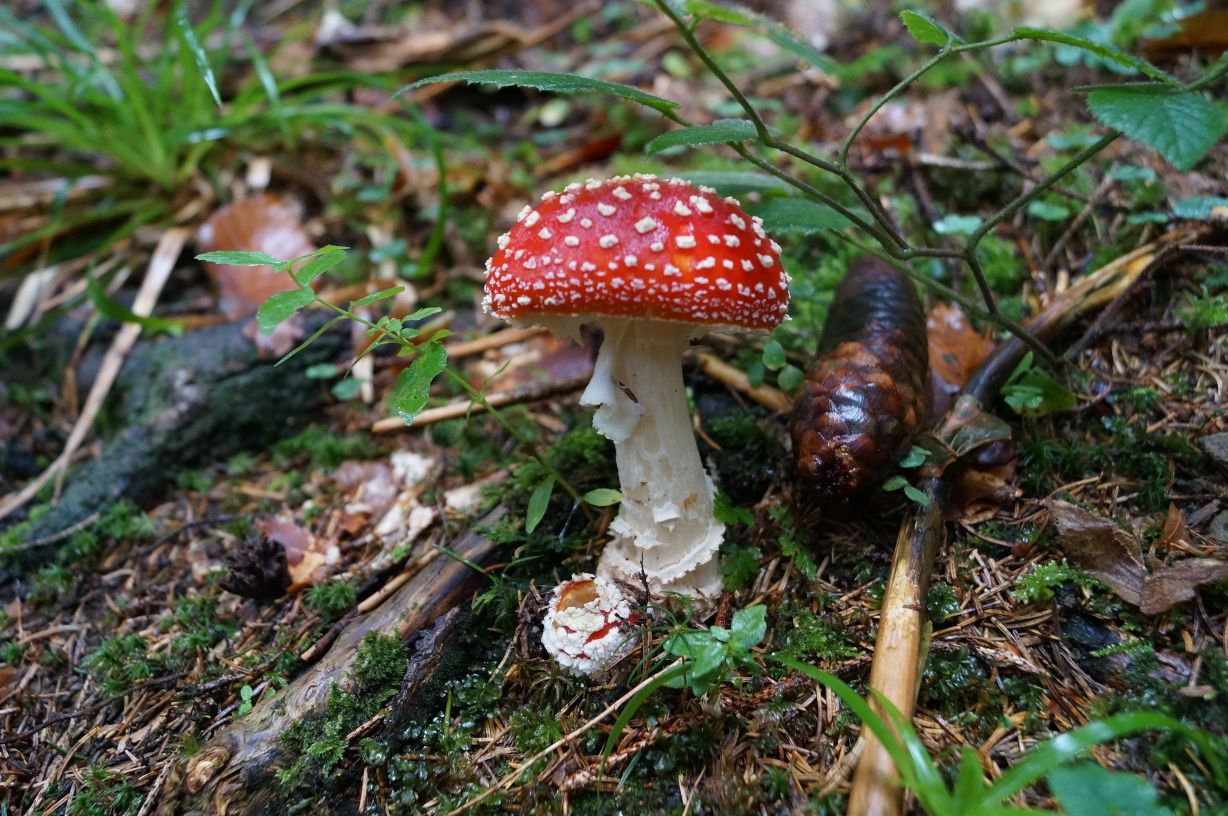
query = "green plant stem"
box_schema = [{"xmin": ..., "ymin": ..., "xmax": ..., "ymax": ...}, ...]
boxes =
[{"xmin": 310, "ymin": 297, "xmax": 588, "ymax": 506}]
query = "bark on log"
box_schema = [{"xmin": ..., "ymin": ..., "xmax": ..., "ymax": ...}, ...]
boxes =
[
  {"xmin": 5, "ymin": 315, "xmax": 348, "ymax": 572},
  {"xmin": 176, "ymin": 506, "xmax": 505, "ymax": 815}
]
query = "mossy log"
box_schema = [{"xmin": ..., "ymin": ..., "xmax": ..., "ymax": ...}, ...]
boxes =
[
  {"xmin": 173, "ymin": 506, "xmax": 505, "ymax": 815},
  {"xmin": 11, "ymin": 315, "xmax": 348, "ymax": 564}
]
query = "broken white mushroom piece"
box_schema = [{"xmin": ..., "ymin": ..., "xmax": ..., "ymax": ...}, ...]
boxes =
[
  {"xmin": 540, "ymin": 573, "xmax": 636, "ymax": 676},
  {"xmin": 484, "ymin": 175, "xmax": 789, "ymax": 672}
]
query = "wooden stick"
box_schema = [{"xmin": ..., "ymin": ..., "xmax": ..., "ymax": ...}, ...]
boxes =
[
  {"xmin": 370, "ymin": 374, "xmax": 589, "ymax": 433},
  {"xmin": 846, "ymin": 229, "xmax": 1197, "ymax": 816},
  {"xmin": 692, "ymin": 351, "xmax": 792, "ymax": 412}
]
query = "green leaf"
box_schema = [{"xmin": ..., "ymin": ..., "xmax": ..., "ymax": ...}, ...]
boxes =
[
  {"xmin": 721, "ymin": 544, "xmax": 761, "ymax": 589},
  {"xmin": 391, "ymin": 340, "xmax": 448, "ymax": 426},
  {"xmin": 526, "ymin": 477, "xmax": 554, "ymax": 534},
  {"xmin": 1171, "ymin": 196, "xmax": 1228, "ymax": 220},
  {"xmin": 1002, "ymin": 365, "xmax": 1077, "ymax": 417},
  {"xmin": 1087, "ymin": 87, "xmax": 1227, "ymax": 171},
  {"xmin": 1048, "ymin": 764, "xmax": 1173, "ymax": 816},
  {"xmin": 932, "ymin": 214, "xmax": 982, "ymax": 235},
  {"xmin": 86, "ymin": 272, "xmax": 184, "ymax": 336},
  {"xmin": 645, "ymin": 119, "xmax": 759, "ymax": 154},
  {"xmin": 761, "ymin": 339, "xmax": 786, "ymax": 370},
  {"xmin": 754, "ymin": 197, "xmax": 849, "ymax": 235},
  {"xmin": 402, "ymin": 70, "xmax": 680, "ymax": 116},
  {"xmin": 900, "ymin": 445, "xmax": 928, "ymax": 468},
  {"xmin": 351, "ymin": 286, "xmax": 406, "ymax": 307},
  {"xmin": 729, "ymin": 604, "xmax": 767, "ymax": 652},
  {"xmin": 678, "ymin": 171, "xmax": 796, "ymax": 195},
  {"xmin": 1011, "ymin": 28, "xmax": 1177, "ymax": 84},
  {"xmin": 174, "ymin": 3, "xmax": 222, "ymax": 107},
  {"xmin": 682, "ymin": 0, "xmax": 837, "ymax": 73},
  {"xmin": 903, "ymin": 484, "xmax": 930, "ymax": 506},
  {"xmin": 713, "ymin": 491, "xmax": 754, "ymax": 526},
  {"xmin": 404, "ymin": 306, "xmax": 445, "ymax": 322},
  {"xmin": 291, "ymin": 247, "xmax": 347, "ymax": 286},
  {"xmin": 1026, "ymin": 201, "xmax": 1071, "ymax": 221},
  {"xmin": 777, "ymin": 364, "xmax": 805, "ymax": 393},
  {"xmin": 256, "ymin": 287, "xmax": 316, "ymax": 335},
  {"xmin": 900, "ymin": 11, "xmax": 957, "ymax": 45},
  {"xmin": 196, "ymin": 250, "xmax": 284, "ymax": 267},
  {"xmin": 582, "ymin": 488, "xmax": 622, "ymax": 507},
  {"xmin": 275, "ymin": 315, "xmax": 346, "ymax": 367}
]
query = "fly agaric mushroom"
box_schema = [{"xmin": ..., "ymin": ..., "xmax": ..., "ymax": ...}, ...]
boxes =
[{"xmin": 484, "ymin": 175, "xmax": 788, "ymax": 670}]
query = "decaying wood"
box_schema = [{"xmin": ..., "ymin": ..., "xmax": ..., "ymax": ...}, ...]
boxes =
[
  {"xmin": 847, "ymin": 230, "xmax": 1197, "ymax": 816},
  {"xmin": 178, "ymin": 506, "xmax": 505, "ymax": 815},
  {"xmin": 2, "ymin": 312, "xmax": 350, "ymax": 574}
]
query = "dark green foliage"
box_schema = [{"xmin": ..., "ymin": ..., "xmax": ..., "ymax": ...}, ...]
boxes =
[
  {"xmin": 767, "ymin": 504, "xmax": 818, "ymax": 582},
  {"xmin": 919, "ymin": 648, "xmax": 989, "ymax": 718},
  {"xmin": 168, "ymin": 596, "xmax": 235, "ymax": 658},
  {"xmin": 925, "ymin": 583, "xmax": 960, "ymax": 624},
  {"xmin": 1012, "ymin": 561, "xmax": 1088, "ymax": 604},
  {"xmin": 85, "ymin": 634, "xmax": 157, "ymax": 696},
  {"xmin": 777, "ymin": 603, "xmax": 860, "ymax": 664},
  {"xmin": 702, "ymin": 411, "xmax": 785, "ymax": 503},
  {"xmin": 66, "ymin": 765, "xmax": 143, "ymax": 816}
]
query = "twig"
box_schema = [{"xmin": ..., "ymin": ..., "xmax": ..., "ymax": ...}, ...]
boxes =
[
  {"xmin": 691, "ymin": 351, "xmax": 792, "ymax": 412},
  {"xmin": 370, "ymin": 374, "xmax": 590, "ymax": 433},
  {"xmin": 0, "ymin": 228, "xmax": 187, "ymax": 522},
  {"xmin": 846, "ymin": 230, "xmax": 1193, "ymax": 816}
]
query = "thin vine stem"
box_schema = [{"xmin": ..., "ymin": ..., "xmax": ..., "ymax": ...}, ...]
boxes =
[{"xmin": 311, "ymin": 297, "xmax": 588, "ymax": 505}]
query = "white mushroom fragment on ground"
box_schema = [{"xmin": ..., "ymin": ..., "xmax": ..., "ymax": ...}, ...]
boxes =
[{"xmin": 483, "ymin": 174, "xmax": 790, "ymax": 674}]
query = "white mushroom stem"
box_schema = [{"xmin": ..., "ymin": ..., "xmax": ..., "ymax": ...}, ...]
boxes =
[{"xmin": 579, "ymin": 317, "xmax": 724, "ymax": 600}]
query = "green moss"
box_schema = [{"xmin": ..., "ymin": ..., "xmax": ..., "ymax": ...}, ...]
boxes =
[
  {"xmin": 919, "ymin": 649, "xmax": 989, "ymax": 717},
  {"xmin": 702, "ymin": 411, "xmax": 785, "ymax": 504},
  {"xmin": 305, "ymin": 578, "xmax": 357, "ymax": 622},
  {"xmin": 278, "ymin": 632, "xmax": 409, "ymax": 790},
  {"xmin": 0, "ymin": 640, "xmax": 27, "ymax": 665},
  {"xmin": 273, "ymin": 427, "xmax": 378, "ymax": 472},
  {"xmin": 167, "ymin": 596, "xmax": 235, "ymax": 659},
  {"xmin": 925, "ymin": 583, "xmax": 960, "ymax": 624},
  {"xmin": 86, "ymin": 634, "xmax": 158, "ymax": 696},
  {"xmin": 777, "ymin": 604, "xmax": 860, "ymax": 664},
  {"xmin": 66, "ymin": 765, "xmax": 142, "ymax": 816},
  {"xmin": 1011, "ymin": 560, "xmax": 1087, "ymax": 604}
]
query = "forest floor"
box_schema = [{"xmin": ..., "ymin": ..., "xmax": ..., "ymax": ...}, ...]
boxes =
[{"xmin": 1, "ymin": 1, "xmax": 1227, "ymax": 815}]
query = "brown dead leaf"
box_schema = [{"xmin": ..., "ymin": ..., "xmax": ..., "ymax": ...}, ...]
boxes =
[
  {"xmin": 196, "ymin": 195, "xmax": 315, "ymax": 320},
  {"xmin": 1142, "ymin": 10, "xmax": 1228, "ymax": 59},
  {"xmin": 1050, "ymin": 500, "xmax": 1228, "ymax": 614},
  {"xmin": 1158, "ymin": 503, "xmax": 1190, "ymax": 549},
  {"xmin": 256, "ymin": 515, "xmax": 336, "ymax": 591},
  {"xmin": 1141, "ymin": 559, "xmax": 1228, "ymax": 615},
  {"xmin": 1049, "ymin": 500, "xmax": 1145, "ymax": 606},
  {"xmin": 928, "ymin": 303, "xmax": 995, "ymax": 420},
  {"xmin": 0, "ymin": 664, "xmax": 17, "ymax": 699}
]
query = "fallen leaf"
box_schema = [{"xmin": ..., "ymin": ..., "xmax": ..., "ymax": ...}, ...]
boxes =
[
  {"xmin": 1141, "ymin": 559, "xmax": 1228, "ymax": 615},
  {"xmin": 196, "ymin": 195, "xmax": 315, "ymax": 320},
  {"xmin": 927, "ymin": 303, "xmax": 996, "ymax": 419},
  {"xmin": 1142, "ymin": 10, "xmax": 1228, "ymax": 60},
  {"xmin": 257, "ymin": 515, "xmax": 337, "ymax": 591},
  {"xmin": 1049, "ymin": 500, "xmax": 1145, "ymax": 606},
  {"xmin": 1158, "ymin": 503, "xmax": 1189, "ymax": 549}
]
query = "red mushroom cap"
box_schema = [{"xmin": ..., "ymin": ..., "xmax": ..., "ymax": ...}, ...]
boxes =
[{"xmin": 483, "ymin": 175, "xmax": 789, "ymax": 330}]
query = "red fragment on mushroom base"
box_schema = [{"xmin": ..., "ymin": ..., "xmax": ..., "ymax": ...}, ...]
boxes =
[{"xmin": 483, "ymin": 175, "xmax": 788, "ymax": 329}]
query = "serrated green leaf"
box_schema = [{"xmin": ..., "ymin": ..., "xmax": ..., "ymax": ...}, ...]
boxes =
[
  {"xmin": 196, "ymin": 250, "xmax": 284, "ymax": 267},
  {"xmin": 391, "ymin": 341, "xmax": 448, "ymax": 426},
  {"xmin": 351, "ymin": 286, "xmax": 406, "ymax": 307},
  {"xmin": 526, "ymin": 477, "xmax": 554, "ymax": 533},
  {"xmin": 256, "ymin": 287, "xmax": 316, "ymax": 335},
  {"xmin": 729, "ymin": 604, "xmax": 767, "ymax": 652},
  {"xmin": 1011, "ymin": 28, "xmax": 1177, "ymax": 84},
  {"xmin": 753, "ymin": 197, "xmax": 850, "ymax": 235},
  {"xmin": 402, "ymin": 70, "xmax": 679, "ymax": 115},
  {"xmin": 1087, "ymin": 87, "xmax": 1227, "ymax": 171},
  {"xmin": 900, "ymin": 10, "xmax": 957, "ymax": 45},
  {"xmin": 582, "ymin": 488, "xmax": 622, "ymax": 507},
  {"xmin": 682, "ymin": 0, "xmax": 837, "ymax": 72},
  {"xmin": 1171, "ymin": 196, "xmax": 1228, "ymax": 220},
  {"xmin": 404, "ymin": 305, "xmax": 445, "ymax": 322},
  {"xmin": 645, "ymin": 119, "xmax": 759, "ymax": 154},
  {"xmin": 291, "ymin": 248, "xmax": 347, "ymax": 286}
]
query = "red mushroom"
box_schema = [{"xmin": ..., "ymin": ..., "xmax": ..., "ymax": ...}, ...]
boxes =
[{"xmin": 485, "ymin": 175, "xmax": 789, "ymax": 616}]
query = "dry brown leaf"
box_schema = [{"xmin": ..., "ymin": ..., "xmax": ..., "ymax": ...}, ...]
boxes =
[
  {"xmin": 256, "ymin": 515, "xmax": 336, "ymax": 591},
  {"xmin": 927, "ymin": 302, "xmax": 995, "ymax": 419},
  {"xmin": 1049, "ymin": 500, "xmax": 1145, "ymax": 606},
  {"xmin": 196, "ymin": 195, "xmax": 315, "ymax": 320},
  {"xmin": 1050, "ymin": 500, "xmax": 1228, "ymax": 614},
  {"xmin": 1141, "ymin": 559, "xmax": 1228, "ymax": 615},
  {"xmin": 1142, "ymin": 9, "xmax": 1228, "ymax": 59},
  {"xmin": 1158, "ymin": 502, "xmax": 1190, "ymax": 549}
]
